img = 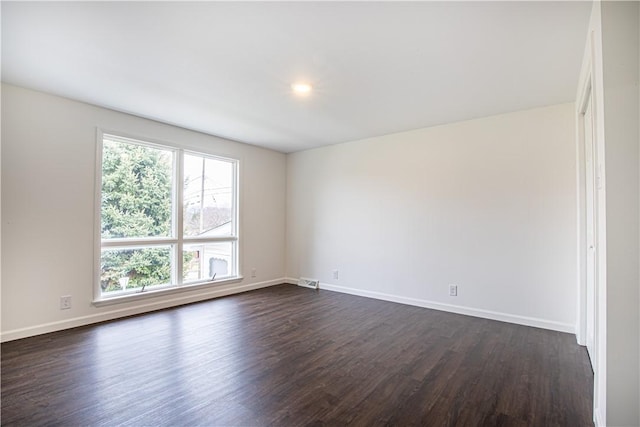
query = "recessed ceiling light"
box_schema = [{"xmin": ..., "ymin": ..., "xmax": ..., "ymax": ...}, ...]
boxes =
[{"xmin": 291, "ymin": 83, "xmax": 312, "ymax": 95}]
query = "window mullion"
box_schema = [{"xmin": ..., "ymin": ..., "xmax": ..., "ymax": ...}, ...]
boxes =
[
  {"xmin": 101, "ymin": 237, "xmax": 178, "ymax": 247},
  {"xmin": 176, "ymin": 149, "xmax": 184, "ymax": 286},
  {"xmin": 182, "ymin": 236, "xmax": 238, "ymax": 244}
]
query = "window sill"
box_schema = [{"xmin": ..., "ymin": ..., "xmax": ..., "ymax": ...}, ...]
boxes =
[{"xmin": 92, "ymin": 276, "xmax": 244, "ymax": 307}]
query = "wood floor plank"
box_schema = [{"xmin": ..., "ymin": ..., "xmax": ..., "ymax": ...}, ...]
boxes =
[{"xmin": 1, "ymin": 284, "xmax": 593, "ymax": 426}]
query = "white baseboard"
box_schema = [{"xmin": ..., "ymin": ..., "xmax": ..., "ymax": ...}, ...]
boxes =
[
  {"xmin": 1, "ymin": 278, "xmax": 284, "ymax": 342},
  {"xmin": 5, "ymin": 278, "xmax": 575, "ymax": 342},
  {"xmin": 289, "ymin": 279, "xmax": 574, "ymax": 334},
  {"xmin": 594, "ymin": 406, "xmax": 604, "ymax": 427}
]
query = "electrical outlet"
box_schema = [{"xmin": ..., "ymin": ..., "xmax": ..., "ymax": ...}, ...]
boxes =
[
  {"xmin": 251, "ymin": 268, "xmax": 256, "ymax": 278},
  {"xmin": 449, "ymin": 284, "xmax": 458, "ymax": 297},
  {"xmin": 332, "ymin": 269, "xmax": 339, "ymax": 280},
  {"xmin": 60, "ymin": 295, "xmax": 72, "ymax": 310}
]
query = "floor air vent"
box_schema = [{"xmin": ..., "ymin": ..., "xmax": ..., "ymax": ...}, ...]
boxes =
[{"xmin": 298, "ymin": 278, "xmax": 319, "ymax": 290}]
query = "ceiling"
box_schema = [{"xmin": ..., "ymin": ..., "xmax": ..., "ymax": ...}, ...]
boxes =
[{"xmin": 2, "ymin": 1, "xmax": 592, "ymax": 153}]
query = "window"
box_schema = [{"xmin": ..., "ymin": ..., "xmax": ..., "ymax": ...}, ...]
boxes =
[{"xmin": 97, "ymin": 133, "xmax": 238, "ymax": 301}]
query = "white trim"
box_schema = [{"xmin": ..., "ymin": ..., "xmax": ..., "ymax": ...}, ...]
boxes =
[
  {"xmin": 94, "ymin": 128, "xmax": 104, "ymax": 306},
  {"xmin": 575, "ymin": 66, "xmax": 592, "ymax": 348},
  {"xmin": 289, "ymin": 278, "xmax": 575, "ymax": 333},
  {"xmin": 0, "ymin": 278, "xmax": 284, "ymax": 343},
  {"xmin": 92, "ymin": 275, "xmax": 244, "ymax": 306},
  {"xmin": 594, "ymin": 406, "xmax": 605, "ymax": 427},
  {"xmin": 232, "ymin": 160, "xmax": 240, "ymax": 277}
]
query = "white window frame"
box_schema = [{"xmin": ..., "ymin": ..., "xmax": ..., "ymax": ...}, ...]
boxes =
[{"xmin": 93, "ymin": 130, "xmax": 240, "ymax": 305}]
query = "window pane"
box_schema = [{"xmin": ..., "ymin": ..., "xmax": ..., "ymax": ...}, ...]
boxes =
[
  {"xmin": 102, "ymin": 138, "xmax": 173, "ymax": 239},
  {"xmin": 101, "ymin": 246, "xmax": 172, "ymax": 294},
  {"xmin": 183, "ymin": 154, "xmax": 233, "ymax": 237},
  {"xmin": 183, "ymin": 242, "xmax": 234, "ymax": 283}
]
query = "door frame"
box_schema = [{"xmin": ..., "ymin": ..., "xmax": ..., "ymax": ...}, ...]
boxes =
[
  {"xmin": 579, "ymin": 82, "xmax": 596, "ymax": 364},
  {"xmin": 575, "ymin": 26, "xmax": 608, "ymax": 426}
]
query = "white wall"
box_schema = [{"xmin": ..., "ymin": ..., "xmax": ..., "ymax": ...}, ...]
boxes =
[
  {"xmin": 1, "ymin": 84, "xmax": 287, "ymax": 341},
  {"xmin": 599, "ymin": 2, "xmax": 640, "ymax": 425},
  {"xmin": 286, "ymin": 103, "xmax": 577, "ymax": 332}
]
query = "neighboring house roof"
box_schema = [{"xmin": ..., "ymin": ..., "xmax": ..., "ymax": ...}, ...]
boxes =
[{"xmin": 198, "ymin": 221, "xmax": 232, "ymax": 237}]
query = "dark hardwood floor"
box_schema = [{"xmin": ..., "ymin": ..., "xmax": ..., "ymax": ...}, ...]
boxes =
[{"xmin": 1, "ymin": 284, "xmax": 593, "ymax": 426}]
